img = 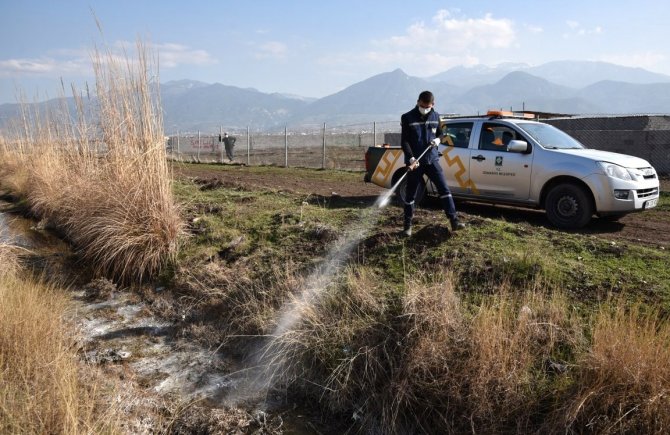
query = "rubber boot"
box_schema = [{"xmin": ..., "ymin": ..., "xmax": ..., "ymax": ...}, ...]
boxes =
[{"xmin": 450, "ymin": 219, "xmax": 465, "ymax": 231}]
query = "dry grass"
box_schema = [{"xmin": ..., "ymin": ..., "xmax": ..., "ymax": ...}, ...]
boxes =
[
  {"xmin": 464, "ymin": 287, "xmax": 583, "ymax": 431},
  {"xmin": 246, "ymin": 266, "xmax": 666, "ymax": 433},
  {"xmin": 563, "ymin": 301, "xmax": 670, "ymax": 434},
  {"xmin": 0, "ymin": 243, "xmax": 21, "ymax": 278},
  {"xmin": 0, "ymin": 40, "xmax": 182, "ymax": 282},
  {"xmin": 0, "ymin": 251, "xmax": 119, "ymax": 434}
]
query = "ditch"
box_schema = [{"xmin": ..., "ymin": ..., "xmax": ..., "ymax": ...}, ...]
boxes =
[{"xmin": 0, "ymin": 199, "xmax": 331, "ymax": 434}]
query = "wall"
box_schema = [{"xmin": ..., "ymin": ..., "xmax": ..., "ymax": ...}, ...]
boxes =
[{"xmin": 545, "ymin": 115, "xmax": 670, "ymax": 174}]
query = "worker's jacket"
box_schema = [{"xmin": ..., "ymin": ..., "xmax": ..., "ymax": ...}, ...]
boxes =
[{"xmin": 400, "ymin": 106, "xmax": 443, "ymax": 165}]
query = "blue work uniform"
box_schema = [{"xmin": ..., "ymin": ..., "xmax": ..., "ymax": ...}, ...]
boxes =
[{"xmin": 400, "ymin": 106, "xmax": 458, "ymax": 228}]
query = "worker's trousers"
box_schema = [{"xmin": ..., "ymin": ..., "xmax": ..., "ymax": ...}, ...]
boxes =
[{"xmin": 403, "ymin": 161, "xmax": 457, "ymax": 228}]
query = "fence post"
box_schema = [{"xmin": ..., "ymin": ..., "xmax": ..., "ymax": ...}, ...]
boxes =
[
  {"xmin": 197, "ymin": 130, "xmax": 201, "ymax": 162},
  {"xmin": 284, "ymin": 125, "xmax": 288, "ymax": 168},
  {"xmin": 246, "ymin": 126, "xmax": 250, "ymax": 166},
  {"xmin": 177, "ymin": 130, "xmax": 180, "ymax": 160},
  {"xmin": 375, "ymin": 121, "xmax": 379, "ymax": 147},
  {"xmin": 322, "ymin": 122, "xmax": 326, "ymax": 169}
]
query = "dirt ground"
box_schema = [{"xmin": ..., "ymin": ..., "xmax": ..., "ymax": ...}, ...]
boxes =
[{"xmin": 175, "ymin": 164, "xmax": 670, "ymax": 248}]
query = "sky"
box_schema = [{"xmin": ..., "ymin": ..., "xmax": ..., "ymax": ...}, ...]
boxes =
[{"xmin": 1, "ymin": 0, "xmax": 670, "ymax": 104}]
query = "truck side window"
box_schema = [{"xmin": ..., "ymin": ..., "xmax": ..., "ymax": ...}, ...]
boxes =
[
  {"xmin": 480, "ymin": 123, "xmax": 524, "ymax": 152},
  {"xmin": 441, "ymin": 122, "xmax": 473, "ymax": 148}
]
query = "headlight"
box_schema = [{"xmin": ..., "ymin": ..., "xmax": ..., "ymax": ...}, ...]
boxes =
[{"xmin": 597, "ymin": 162, "xmax": 633, "ymax": 181}]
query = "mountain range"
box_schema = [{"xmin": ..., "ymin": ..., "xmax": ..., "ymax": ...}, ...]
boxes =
[{"xmin": 2, "ymin": 60, "xmax": 670, "ymax": 133}]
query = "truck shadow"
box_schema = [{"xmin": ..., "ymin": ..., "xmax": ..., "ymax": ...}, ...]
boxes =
[{"xmin": 422, "ymin": 198, "xmax": 627, "ymax": 235}]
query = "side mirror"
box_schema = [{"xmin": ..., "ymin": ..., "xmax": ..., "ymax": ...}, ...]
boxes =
[{"xmin": 507, "ymin": 140, "xmax": 529, "ymax": 153}]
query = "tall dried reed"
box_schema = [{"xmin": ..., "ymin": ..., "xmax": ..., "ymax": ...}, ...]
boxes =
[
  {"xmin": 0, "ymin": 40, "xmax": 182, "ymax": 282},
  {"xmin": 0, "ymin": 252, "xmax": 119, "ymax": 433}
]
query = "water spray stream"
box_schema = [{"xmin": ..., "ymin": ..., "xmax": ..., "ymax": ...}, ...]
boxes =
[
  {"xmin": 377, "ymin": 144, "xmax": 434, "ymax": 209},
  {"xmin": 376, "ymin": 172, "xmax": 406, "ymax": 209},
  {"xmin": 222, "ymin": 188, "xmax": 400, "ymax": 408}
]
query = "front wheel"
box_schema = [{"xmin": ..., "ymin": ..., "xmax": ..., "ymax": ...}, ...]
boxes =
[{"xmin": 545, "ymin": 183, "xmax": 593, "ymax": 229}]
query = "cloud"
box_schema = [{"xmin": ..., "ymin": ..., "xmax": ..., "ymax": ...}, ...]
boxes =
[
  {"xmin": 563, "ymin": 20, "xmax": 603, "ymax": 38},
  {"xmin": 0, "ymin": 41, "xmax": 216, "ymax": 78},
  {"xmin": 600, "ymin": 51, "xmax": 667, "ymax": 71},
  {"xmin": 0, "ymin": 56, "xmax": 90, "ymax": 77},
  {"xmin": 155, "ymin": 43, "xmax": 217, "ymax": 68},
  {"xmin": 382, "ymin": 10, "xmax": 515, "ymax": 52},
  {"xmin": 254, "ymin": 41, "xmax": 288, "ymax": 60},
  {"xmin": 525, "ymin": 24, "xmax": 543, "ymax": 34},
  {"xmin": 320, "ymin": 9, "xmax": 515, "ymax": 75}
]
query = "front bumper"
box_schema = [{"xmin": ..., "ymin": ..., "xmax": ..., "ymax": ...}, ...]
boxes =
[{"xmin": 584, "ymin": 173, "xmax": 660, "ymax": 214}]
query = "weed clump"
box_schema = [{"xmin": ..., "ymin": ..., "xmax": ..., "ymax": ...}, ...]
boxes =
[
  {"xmin": 0, "ymin": 40, "xmax": 182, "ymax": 282},
  {"xmin": 563, "ymin": 301, "xmax": 670, "ymax": 433},
  {"xmin": 240, "ymin": 264, "xmax": 667, "ymax": 433}
]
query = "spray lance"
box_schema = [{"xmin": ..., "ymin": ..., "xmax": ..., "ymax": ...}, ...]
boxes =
[{"xmin": 377, "ymin": 138, "xmax": 441, "ymax": 208}]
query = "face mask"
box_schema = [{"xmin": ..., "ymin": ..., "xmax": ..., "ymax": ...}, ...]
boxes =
[{"xmin": 418, "ymin": 106, "xmax": 432, "ymax": 115}]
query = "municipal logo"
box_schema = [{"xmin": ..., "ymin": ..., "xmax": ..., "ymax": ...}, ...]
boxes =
[{"xmin": 495, "ymin": 156, "xmax": 503, "ymax": 166}]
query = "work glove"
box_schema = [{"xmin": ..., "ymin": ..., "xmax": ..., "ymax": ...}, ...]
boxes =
[
  {"xmin": 408, "ymin": 157, "xmax": 420, "ymax": 171},
  {"xmin": 430, "ymin": 137, "xmax": 441, "ymax": 147}
]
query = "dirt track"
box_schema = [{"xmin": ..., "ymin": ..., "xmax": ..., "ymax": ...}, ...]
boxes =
[{"xmin": 175, "ymin": 164, "xmax": 670, "ymax": 248}]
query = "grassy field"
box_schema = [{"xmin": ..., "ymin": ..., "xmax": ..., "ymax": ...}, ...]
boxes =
[
  {"xmin": 2, "ymin": 150, "xmax": 668, "ymax": 433},
  {"xmin": 165, "ymin": 166, "xmax": 670, "ymax": 433}
]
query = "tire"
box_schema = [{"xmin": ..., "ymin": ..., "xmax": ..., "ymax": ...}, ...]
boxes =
[
  {"xmin": 393, "ymin": 170, "xmax": 426, "ymax": 206},
  {"xmin": 545, "ymin": 183, "xmax": 594, "ymax": 229}
]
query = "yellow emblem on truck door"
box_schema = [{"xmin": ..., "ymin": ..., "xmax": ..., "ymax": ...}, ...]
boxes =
[{"xmin": 442, "ymin": 147, "xmax": 480, "ymax": 194}]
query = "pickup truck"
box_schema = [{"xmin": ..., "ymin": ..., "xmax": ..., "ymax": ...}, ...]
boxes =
[{"xmin": 364, "ymin": 111, "xmax": 660, "ymax": 229}]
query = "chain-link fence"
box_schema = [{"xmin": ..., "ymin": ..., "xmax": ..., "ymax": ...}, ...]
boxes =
[
  {"xmin": 166, "ymin": 121, "xmax": 399, "ymax": 171},
  {"xmin": 545, "ymin": 115, "xmax": 670, "ymax": 175},
  {"xmin": 166, "ymin": 115, "xmax": 670, "ymax": 175}
]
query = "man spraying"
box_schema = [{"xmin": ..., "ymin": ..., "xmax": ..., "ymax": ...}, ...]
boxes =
[{"xmin": 400, "ymin": 90, "xmax": 465, "ymax": 237}]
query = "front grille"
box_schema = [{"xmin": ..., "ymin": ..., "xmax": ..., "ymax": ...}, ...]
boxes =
[
  {"xmin": 637, "ymin": 187, "xmax": 658, "ymax": 199},
  {"xmin": 637, "ymin": 167, "xmax": 657, "ymax": 180}
]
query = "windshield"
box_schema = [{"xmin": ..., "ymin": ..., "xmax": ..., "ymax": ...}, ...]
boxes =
[{"xmin": 516, "ymin": 123, "xmax": 585, "ymax": 149}]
